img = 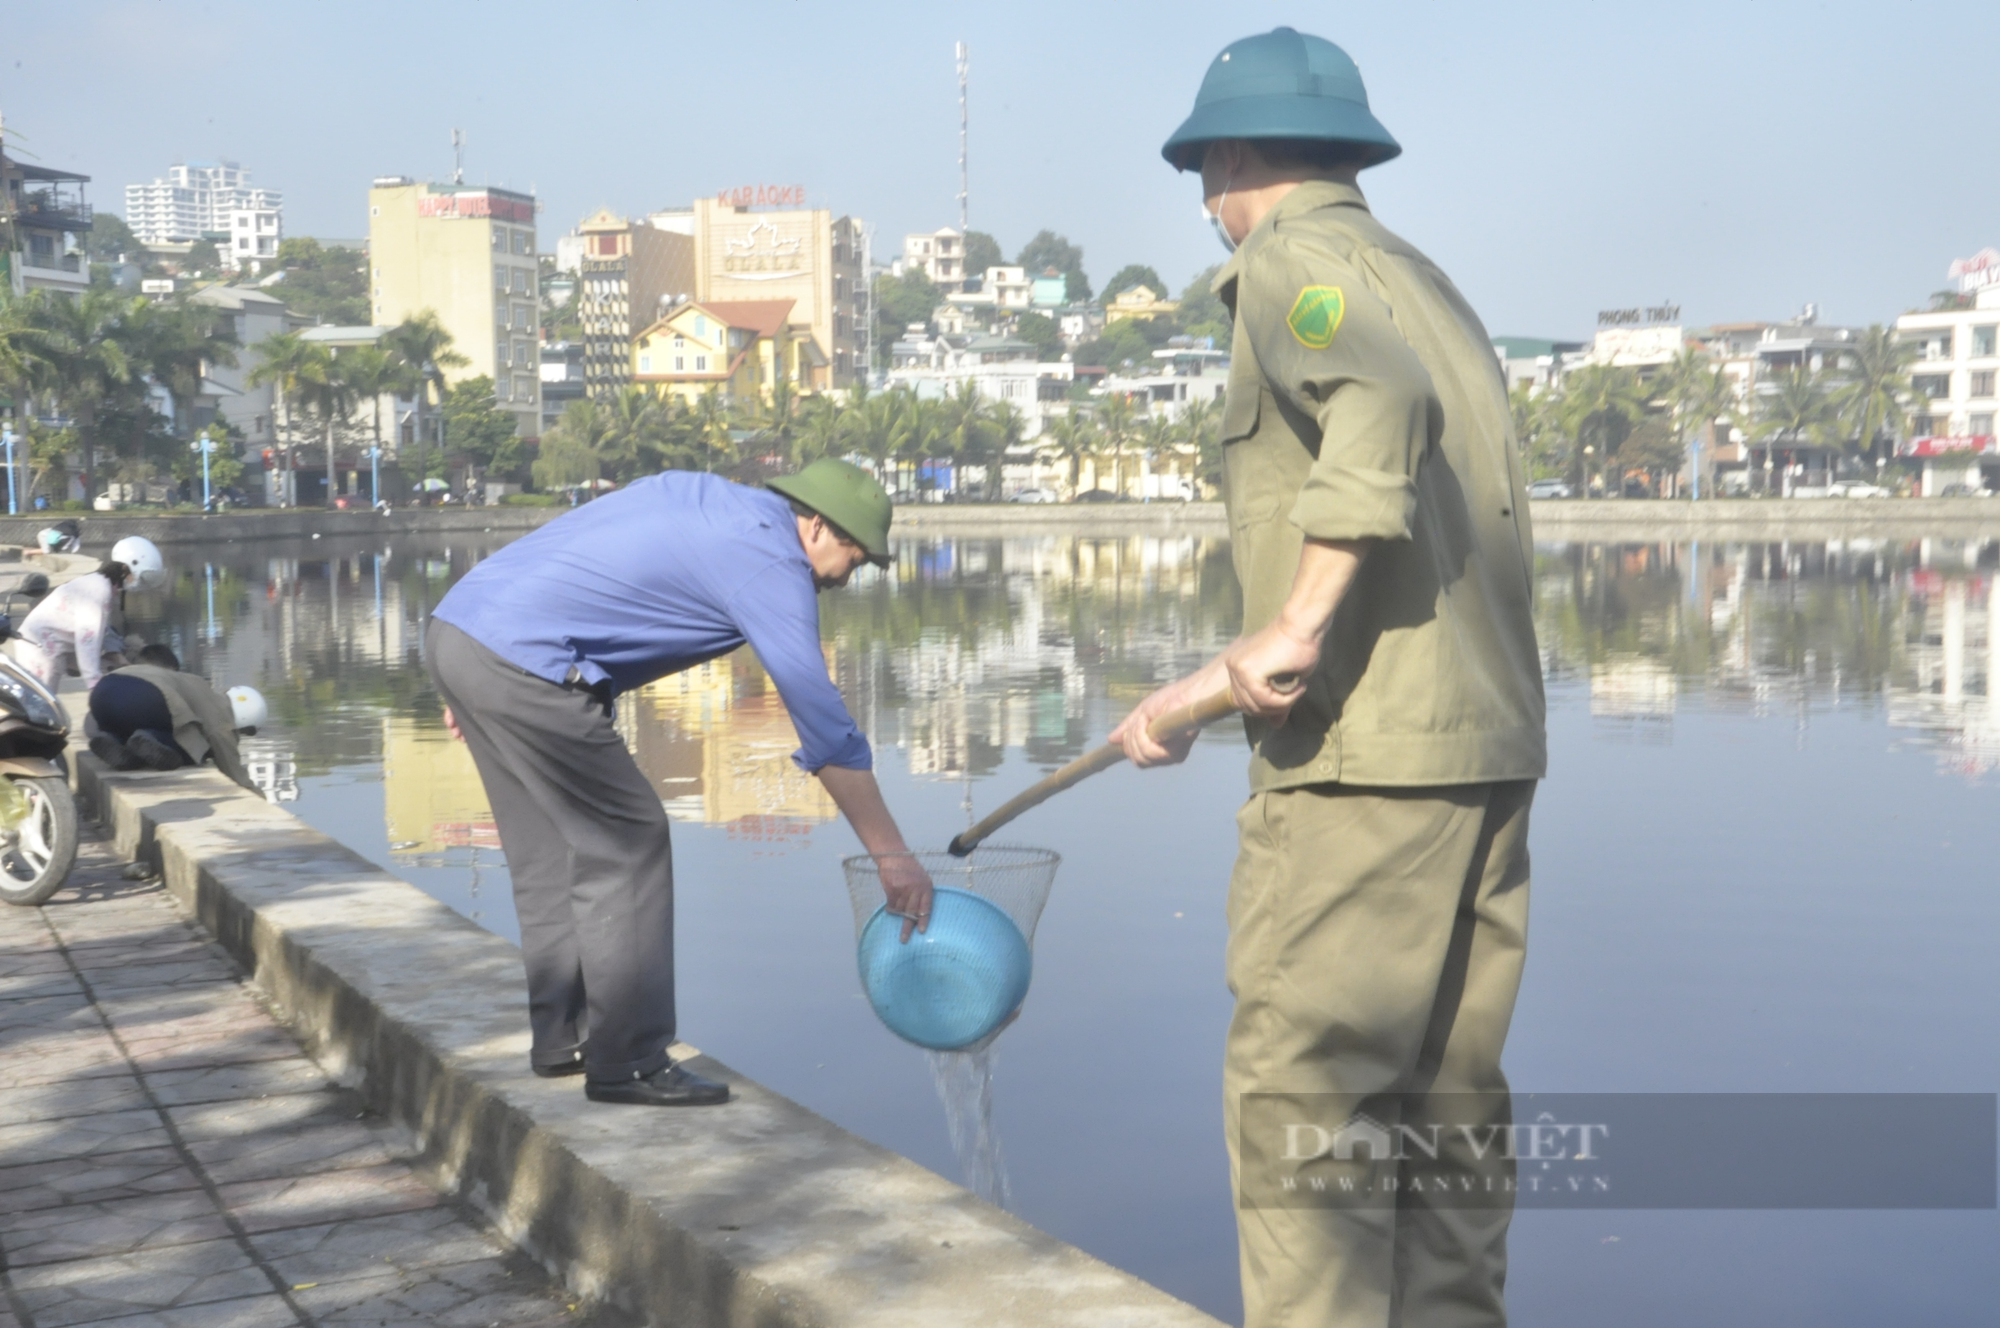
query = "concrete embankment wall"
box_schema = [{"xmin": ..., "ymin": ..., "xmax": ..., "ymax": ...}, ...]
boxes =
[
  {"xmin": 12, "ymin": 497, "xmax": 2000, "ymax": 551},
  {"xmin": 74, "ymin": 749, "xmax": 1221, "ymax": 1328}
]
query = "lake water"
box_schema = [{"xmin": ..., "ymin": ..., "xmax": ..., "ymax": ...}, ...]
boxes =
[{"xmin": 116, "ymin": 526, "xmax": 1999, "ymax": 1326}]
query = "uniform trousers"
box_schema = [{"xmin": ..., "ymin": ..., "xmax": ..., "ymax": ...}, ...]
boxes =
[
  {"xmin": 425, "ymin": 619, "xmax": 676, "ymax": 1082},
  {"xmin": 1225, "ymin": 780, "xmax": 1535, "ymax": 1328}
]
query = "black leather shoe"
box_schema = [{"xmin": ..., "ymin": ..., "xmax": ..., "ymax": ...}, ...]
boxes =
[
  {"xmin": 585, "ymin": 1062, "xmax": 730, "ymax": 1107},
  {"xmin": 532, "ymin": 1054, "xmax": 586, "ymax": 1079},
  {"xmin": 89, "ymin": 733, "xmax": 141, "ymax": 771},
  {"xmin": 126, "ymin": 731, "xmax": 185, "ymax": 771}
]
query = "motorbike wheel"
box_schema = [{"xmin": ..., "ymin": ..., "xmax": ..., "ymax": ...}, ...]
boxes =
[{"xmin": 0, "ymin": 775, "xmax": 80, "ymax": 907}]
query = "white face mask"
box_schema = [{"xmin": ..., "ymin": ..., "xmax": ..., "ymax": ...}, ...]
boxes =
[{"xmin": 1203, "ymin": 179, "xmax": 1236, "ymax": 254}]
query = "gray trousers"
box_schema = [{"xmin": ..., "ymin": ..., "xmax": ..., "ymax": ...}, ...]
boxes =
[{"xmin": 425, "ymin": 619, "xmax": 674, "ymax": 1081}]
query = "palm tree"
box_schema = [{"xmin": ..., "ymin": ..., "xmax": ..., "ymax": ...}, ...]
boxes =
[
  {"xmin": 1750, "ymin": 366, "xmax": 1839, "ymax": 497},
  {"xmin": 248, "ymin": 331, "xmax": 326, "ymax": 507},
  {"xmin": 1652, "ymin": 348, "xmax": 1734, "ymax": 497},
  {"xmin": 1179, "ymin": 393, "xmax": 1223, "ymax": 495},
  {"xmin": 1834, "ymin": 325, "xmax": 1916, "ymax": 472},
  {"xmin": 339, "ymin": 345, "xmax": 397, "ymax": 500},
  {"xmin": 33, "ymin": 288, "xmax": 142, "ymax": 501},
  {"xmin": 983, "ymin": 400, "xmax": 1026, "ymax": 499},
  {"xmin": 1557, "ymin": 363, "xmax": 1647, "ymax": 495},
  {"xmin": 303, "ymin": 350, "xmax": 358, "ymax": 507},
  {"xmin": 938, "ymin": 382, "xmax": 990, "ymax": 497},
  {"xmin": 533, "ymin": 399, "xmax": 607, "ymax": 491},
  {"xmin": 793, "ymin": 394, "xmax": 847, "ymax": 468},
  {"xmin": 1097, "ymin": 391, "xmax": 1137, "ymax": 496},
  {"xmin": 132, "ymin": 297, "xmax": 240, "ymax": 437},
  {"xmin": 382, "ymin": 312, "xmax": 467, "ymax": 500},
  {"xmin": 1041, "ymin": 406, "xmax": 1097, "ymax": 497}
]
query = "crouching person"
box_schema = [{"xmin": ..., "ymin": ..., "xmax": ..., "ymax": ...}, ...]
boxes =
[{"xmin": 87, "ymin": 643, "xmax": 264, "ymax": 789}]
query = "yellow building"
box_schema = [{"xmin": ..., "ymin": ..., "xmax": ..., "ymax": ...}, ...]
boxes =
[
  {"xmin": 576, "ymin": 208, "xmax": 696, "ymax": 401},
  {"xmin": 632, "ymin": 300, "xmax": 814, "ymax": 407},
  {"xmin": 368, "ymin": 178, "xmax": 542, "ymax": 435},
  {"xmin": 1103, "ymin": 284, "xmax": 1180, "ymax": 325},
  {"xmin": 686, "ymin": 198, "xmax": 865, "ymax": 388}
]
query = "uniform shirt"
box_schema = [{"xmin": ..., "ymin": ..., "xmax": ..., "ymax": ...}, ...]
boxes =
[
  {"xmin": 17, "ymin": 572, "xmax": 115, "ymax": 689},
  {"xmin": 1216, "ymin": 180, "xmax": 1545, "ymax": 790},
  {"xmin": 433, "ymin": 473, "xmax": 871, "ymax": 773},
  {"xmin": 103, "ymin": 664, "xmax": 254, "ymax": 790}
]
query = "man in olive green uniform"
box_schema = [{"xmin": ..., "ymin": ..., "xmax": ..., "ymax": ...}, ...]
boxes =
[{"xmin": 1113, "ymin": 28, "xmax": 1546, "ymax": 1328}]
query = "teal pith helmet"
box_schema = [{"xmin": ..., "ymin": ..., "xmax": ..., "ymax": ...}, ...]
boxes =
[
  {"xmin": 1161, "ymin": 27, "xmax": 1401, "ymax": 172},
  {"xmin": 766, "ymin": 458, "xmax": 893, "ymax": 568}
]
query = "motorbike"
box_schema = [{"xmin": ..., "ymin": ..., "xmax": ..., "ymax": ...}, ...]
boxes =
[{"xmin": 0, "ymin": 581, "xmax": 81, "ymax": 906}]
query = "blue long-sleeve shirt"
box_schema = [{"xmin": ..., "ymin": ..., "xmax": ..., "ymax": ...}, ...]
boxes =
[{"xmin": 433, "ymin": 473, "xmax": 871, "ymax": 772}]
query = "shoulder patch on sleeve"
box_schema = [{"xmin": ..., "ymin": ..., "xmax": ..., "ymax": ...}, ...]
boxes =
[{"xmin": 1286, "ymin": 285, "xmax": 1345, "ymax": 349}]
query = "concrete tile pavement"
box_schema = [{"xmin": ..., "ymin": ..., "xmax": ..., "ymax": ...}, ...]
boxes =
[{"xmin": 0, "ymin": 825, "xmax": 631, "ymax": 1327}]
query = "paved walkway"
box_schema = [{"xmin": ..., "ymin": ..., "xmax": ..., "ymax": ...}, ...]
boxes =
[{"xmin": 0, "ymin": 825, "xmax": 624, "ymax": 1327}]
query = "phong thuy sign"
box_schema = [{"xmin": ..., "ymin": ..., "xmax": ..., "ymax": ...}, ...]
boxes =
[{"xmin": 417, "ymin": 190, "xmax": 535, "ymax": 224}]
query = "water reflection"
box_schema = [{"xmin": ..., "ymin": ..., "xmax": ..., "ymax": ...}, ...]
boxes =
[
  {"xmin": 112, "ymin": 528, "xmax": 1997, "ymax": 1326},
  {"xmin": 1536, "ymin": 537, "xmax": 2000, "ymax": 775}
]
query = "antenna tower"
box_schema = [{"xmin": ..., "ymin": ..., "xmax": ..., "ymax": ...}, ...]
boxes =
[
  {"xmin": 955, "ymin": 42, "xmax": 969, "ymax": 233},
  {"xmin": 451, "ymin": 129, "xmax": 465, "ymax": 185}
]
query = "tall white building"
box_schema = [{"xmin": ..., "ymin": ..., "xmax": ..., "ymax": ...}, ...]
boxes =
[{"xmin": 124, "ymin": 161, "xmax": 283, "ymax": 255}]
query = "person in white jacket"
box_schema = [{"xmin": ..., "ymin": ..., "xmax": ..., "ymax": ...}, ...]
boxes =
[{"xmin": 14, "ymin": 560, "xmax": 131, "ymax": 690}]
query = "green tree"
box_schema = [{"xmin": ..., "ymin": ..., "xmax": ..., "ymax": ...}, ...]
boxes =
[
  {"xmin": 1012, "ymin": 311, "xmax": 1062, "ymax": 361},
  {"xmin": 1510, "ymin": 382, "xmax": 1569, "ymax": 480},
  {"xmin": 442, "ymin": 376, "xmax": 525, "ymax": 481},
  {"xmin": 1558, "ymin": 363, "xmax": 1647, "ymax": 493},
  {"xmin": 1834, "ymin": 325, "xmax": 1916, "ymax": 464},
  {"xmin": 1179, "ymin": 394, "xmax": 1224, "ymax": 494},
  {"xmin": 1040, "ymin": 406, "xmax": 1097, "ymax": 496},
  {"xmin": 963, "ymin": 231, "xmax": 1004, "ymax": 279},
  {"xmin": 184, "ymin": 239, "xmax": 222, "ymax": 276},
  {"xmin": 1651, "ymin": 347, "xmax": 1733, "ymax": 491},
  {"xmin": 84, "ymin": 212, "xmax": 141, "ymax": 263},
  {"xmin": 1174, "ymin": 264, "xmax": 1229, "ymax": 343},
  {"xmin": 533, "ymin": 400, "xmax": 607, "ymax": 490},
  {"xmin": 874, "ymin": 269, "xmax": 940, "ymax": 361},
  {"xmin": 1015, "ymin": 230, "xmax": 1090, "ymax": 302},
  {"xmin": 246, "ymin": 330, "xmax": 325, "ymax": 498},
  {"xmin": 33, "ymin": 288, "xmax": 144, "ymax": 499},
  {"xmin": 381, "ymin": 312, "xmax": 468, "ymax": 498},
  {"xmin": 1751, "ymin": 366, "xmax": 1839, "ymax": 494},
  {"xmin": 1102, "ymin": 265, "xmax": 1167, "ymax": 303},
  {"xmin": 128, "ymin": 296, "xmax": 240, "ymax": 436},
  {"xmin": 1097, "ymin": 392, "xmax": 1138, "ymax": 494},
  {"xmin": 1074, "ymin": 318, "xmax": 1163, "ymax": 370},
  {"xmin": 268, "ymin": 238, "xmax": 368, "ymax": 325}
]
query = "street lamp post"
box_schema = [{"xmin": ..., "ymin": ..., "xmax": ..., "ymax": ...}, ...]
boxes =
[
  {"xmin": 2, "ymin": 425, "xmax": 16, "ymax": 516},
  {"xmin": 364, "ymin": 445, "xmax": 382, "ymax": 508},
  {"xmin": 190, "ymin": 430, "xmax": 216, "ymax": 512}
]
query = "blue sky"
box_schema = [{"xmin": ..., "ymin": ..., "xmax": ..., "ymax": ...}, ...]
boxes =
[{"xmin": 5, "ymin": 1, "xmax": 1992, "ymax": 338}]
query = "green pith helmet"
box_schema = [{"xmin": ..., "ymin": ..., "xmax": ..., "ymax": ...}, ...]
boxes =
[
  {"xmin": 1161, "ymin": 27, "xmax": 1401, "ymax": 172},
  {"xmin": 767, "ymin": 459, "xmax": 893, "ymax": 568}
]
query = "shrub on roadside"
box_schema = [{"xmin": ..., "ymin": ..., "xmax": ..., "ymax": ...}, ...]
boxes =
[{"xmin": 500, "ymin": 493, "xmax": 560, "ymax": 507}]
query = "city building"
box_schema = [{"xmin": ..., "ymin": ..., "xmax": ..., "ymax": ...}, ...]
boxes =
[
  {"xmin": 573, "ymin": 208, "xmax": 696, "ymax": 399},
  {"xmin": 1030, "ymin": 269, "xmax": 1068, "ymax": 308},
  {"xmin": 226, "ymin": 203, "xmax": 282, "ymax": 270},
  {"xmin": 1103, "ymin": 284, "xmax": 1179, "ymax": 325},
  {"xmin": 944, "ymin": 264, "xmax": 1031, "ymax": 314},
  {"xmin": 540, "ymin": 340, "xmax": 585, "ymax": 433},
  {"xmin": 1491, "ymin": 336, "xmax": 1585, "ymax": 391},
  {"xmin": 187, "ymin": 285, "xmax": 299, "ymax": 454},
  {"xmin": 2, "ymin": 146, "xmax": 92, "ymax": 297},
  {"xmin": 886, "ymin": 324, "xmax": 1073, "ymax": 437},
  {"xmin": 367, "ymin": 177, "xmax": 541, "ymax": 437},
  {"xmin": 124, "ymin": 160, "xmax": 282, "ymax": 250},
  {"xmin": 900, "ymin": 227, "xmax": 964, "ymax": 285},
  {"xmin": 1057, "ymin": 304, "xmax": 1106, "ymax": 347},
  {"xmin": 632, "ymin": 299, "xmax": 808, "ymax": 408},
  {"xmin": 686, "ymin": 198, "xmax": 865, "ymax": 388},
  {"xmin": 1893, "ymin": 253, "xmax": 2000, "ymax": 494}
]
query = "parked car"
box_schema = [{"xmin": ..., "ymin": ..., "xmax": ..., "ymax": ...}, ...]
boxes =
[
  {"xmin": 1008, "ymin": 488, "xmax": 1058, "ymax": 504},
  {"xmin": 1939, "ymin": 484, "xmax": 1992, "ymax": 498},
  {"xmin": 1828, "ymin": 481, "xmax": 1890, "ymax": 498},
  {"xmin": 1525, "ymin": 479, "xmax": 1573, "ymax": 499},
  {"xmin": 1072, "ymin": 489, "xmax": 1126, "ymax": 503}
]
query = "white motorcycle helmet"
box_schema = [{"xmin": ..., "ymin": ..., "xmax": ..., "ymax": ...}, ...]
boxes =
[
  {"xmin": 226, "ymin": 685, "xmax": 268, "ymax": 733},
  {"xmin": 110, "ymin": 536, "xmax": 168, "ymax": 590}
]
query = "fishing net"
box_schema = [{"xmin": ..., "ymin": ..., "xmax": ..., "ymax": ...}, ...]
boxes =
[
  {"xmin": 843, "ymin": 847, "xmax": 1060, "ymax": 1052},
  {"xmin": 843, "ymin": 845, "xmax": 1059, "ymax": 943}
]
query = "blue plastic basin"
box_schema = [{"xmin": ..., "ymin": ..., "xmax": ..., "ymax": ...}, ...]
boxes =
[{"xmin": 857, "ymin": 887, "xmax": 1033, "ymax": 1050}]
